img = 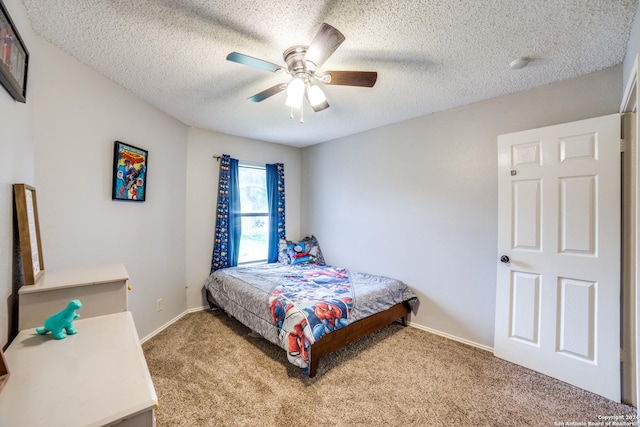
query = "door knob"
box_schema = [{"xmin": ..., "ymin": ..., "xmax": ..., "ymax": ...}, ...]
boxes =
[{"xmin": 500, "ymin": 255, "xmax": 510, "ymax": 263}]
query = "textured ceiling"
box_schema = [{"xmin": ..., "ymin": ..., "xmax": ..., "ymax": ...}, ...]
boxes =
[{"xmin": 21, "ymin": 0, "xmax": 639, "ymax": 147}]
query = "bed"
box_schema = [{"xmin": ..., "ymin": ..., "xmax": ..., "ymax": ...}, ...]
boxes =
[{"xmin": 203, "ymin": 260, "xmax": 417, "ymax": 377}]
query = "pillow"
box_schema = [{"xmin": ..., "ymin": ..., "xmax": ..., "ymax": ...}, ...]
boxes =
[
  {"xmin": 277, "ymin": 238, "xmax": 291, "ymax": 264},
  {"xmin": 301, "ymin": 235, "xmax": 325, "ymax": 265},
  {"xmin": 287, "ymin": 241, "xmax": 311, "ymax": 264},
  {"xmin": 278, "ymin": 235, "xmax": 326, "ymax": 265}
]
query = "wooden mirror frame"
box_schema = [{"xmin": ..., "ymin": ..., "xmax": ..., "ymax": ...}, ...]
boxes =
[
  {"xmin": 14, "ymin": 184, "xmax": 44, "ymax": 285},
  {"xmin": 0, "ymin": 348, "xmax": 8, "ymax": 393}
]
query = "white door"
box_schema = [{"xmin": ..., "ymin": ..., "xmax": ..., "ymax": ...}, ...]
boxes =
[{"xmin": 494, "ymin": 114, "xmax": 621, "ymax": 402}]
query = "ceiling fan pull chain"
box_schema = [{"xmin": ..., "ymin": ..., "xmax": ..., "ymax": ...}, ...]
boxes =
[
  {"xmin": 300, "ymin": 102, "xmax": 304, "ymax": 124},
  {"xmin": 290, "ymin": 106, "xmax": 294, "ymax": 120}
]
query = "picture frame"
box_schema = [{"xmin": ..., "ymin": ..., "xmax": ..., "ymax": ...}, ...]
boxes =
[
  {"xmin": 112, "ymin": 141, "xmax": 148, "ymax": 202},
  {"xmin": 0, "ymin": 0, "xmax": 28, "ymax": 103},
  {"xmin": 13, "ymin": 184, "xmax": 44, "ymax": 285}
]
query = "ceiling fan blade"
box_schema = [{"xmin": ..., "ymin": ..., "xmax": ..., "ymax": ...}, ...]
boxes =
[
  {"xmin": 247, "ymin": 83, "xmax": 287, "ymax": 102},
  {"xmin": 304, "ymin": 23, "xmax": 345, "ymax": 69},
  {"xmin": 227, "ymin": 52, "xmax": 284, "ymax": 73},
  {"xmin": 321, "ymin": 71, "xmax": 377, "ymax": 87}
]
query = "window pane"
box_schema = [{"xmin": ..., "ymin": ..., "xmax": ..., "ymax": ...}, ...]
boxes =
[
  {"xmin": 239, "ymin": 166, "xmax": 268, "ymax": 214},
  {"xmin": 238, "ymin": 215, "xmax": 268, "ymax": 263}
]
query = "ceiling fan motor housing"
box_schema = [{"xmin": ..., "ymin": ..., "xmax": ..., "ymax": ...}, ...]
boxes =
[{"xmin": 283, "ymin": 45, "xmax": 312, "ymax": 80}]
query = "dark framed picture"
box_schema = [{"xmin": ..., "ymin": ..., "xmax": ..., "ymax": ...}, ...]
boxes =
[
  {"xmin": 0, "ymin": 0, "xmax": 28, "ymax": 103},
  {"xmin": 112, "ymin": 141, "xmax": 148, "ymax": 202}
]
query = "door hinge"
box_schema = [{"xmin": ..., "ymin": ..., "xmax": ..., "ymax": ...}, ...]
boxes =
[{"xmin": 620, "ymin": 139, "xmax": 626, "ymax": 152}]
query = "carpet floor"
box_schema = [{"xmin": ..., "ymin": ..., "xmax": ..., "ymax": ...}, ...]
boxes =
[{"xmin": 142, "ymin": 310, "xmax": 636, "ymax": 427}]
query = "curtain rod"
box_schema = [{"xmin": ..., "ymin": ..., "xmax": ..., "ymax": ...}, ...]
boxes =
[{"xmin": 213, "ymin": 155, "xmax": 268, "ymax": 168}]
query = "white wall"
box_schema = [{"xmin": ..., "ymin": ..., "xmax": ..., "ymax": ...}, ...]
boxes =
[
  {"xmin": 0, "ymin": 10, "xmax": 303, "ymax": 342},
  {"xmin": 625, "ymin": 4, "xmax": 640, "ymax": 86},
  {"xmin": 185, "ymin": 127, "xmax": 302, "ymax": 309},
  {"xmin": 622, "ymin": 12, "xmax": 640, "ymax": 409},
  {"xmin": 301, "ymin": 65, "xmax": 623, "ymax": 348},
  {"xmin": 32, "ymin": 36, "xmax": 188, "ymax": 339},
  {"xmin": 0, "ymin": 1, "xmax": 626, "ymax": 350},
  {"xmin": 0, "ymin": 0, "xmax": 35, "ymax": 346}
]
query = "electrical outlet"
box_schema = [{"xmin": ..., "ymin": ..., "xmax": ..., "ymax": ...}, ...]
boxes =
[{"xmin": 156, "ymin": 299, "xmax": 163, "ymax": 312}]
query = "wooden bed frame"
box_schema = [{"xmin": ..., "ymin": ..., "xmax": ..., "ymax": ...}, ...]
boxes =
[{"xmin": 206, "ymin": 289, "xmax": 411, "ymax": 377}]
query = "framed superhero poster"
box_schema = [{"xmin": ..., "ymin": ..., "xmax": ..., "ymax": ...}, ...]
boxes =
[
  {"xmin": 112, "ymin": 141, "xmax": 148, "ymax": 202},
  {"xmin": 0, "ymin": 0, "xmax": 28, "ymax": 102}
]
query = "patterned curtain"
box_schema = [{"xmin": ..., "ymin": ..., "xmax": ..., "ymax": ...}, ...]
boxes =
[
  {"xmin": 266, "ymin": 163, "xmax": 285, "ymax": 263},
  {"xmin": 211, "ymin": 154, "xmax": 241, "ymax": 272}
]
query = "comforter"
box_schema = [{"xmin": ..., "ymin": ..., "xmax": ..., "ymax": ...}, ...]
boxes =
[{"xmin": 204, "ymin": 262, "xmax": 417, "ymax": 374}]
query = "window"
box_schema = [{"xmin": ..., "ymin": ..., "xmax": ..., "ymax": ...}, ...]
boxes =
[{"xmin": 238, "ymin": 164, "xmax": 268, "ymax": 264}]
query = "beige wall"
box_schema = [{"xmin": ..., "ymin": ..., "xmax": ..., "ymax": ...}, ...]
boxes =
[
  {"xmin": 624, "ymin": 4, "xmax": 640, "ymax": 86},
  {"xmin": 31, "ymin": 36, "xmax": 188, "ymax": 339},
  {"xmin": 185, "ymin": 127, "xmax": 302, "ymax": 310},
  {"xmin": 302, "ymin": 65, "xmax": 623, "ymax": 348},
  {"xmin": 0, "ymin": 5, "xmax": 302, "ymax": 343},
  {"xmin": 0, "ymin": 1, "xmax": 627, "ymax": 350},
  {"xmin": 0, "ymin": 0, "xmax": 36, "ymax": 346}
]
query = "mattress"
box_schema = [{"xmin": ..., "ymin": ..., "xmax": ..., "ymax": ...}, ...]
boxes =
[{"xmin": 204, "ymin": 262, "xmax": 416, "ymax": 342}]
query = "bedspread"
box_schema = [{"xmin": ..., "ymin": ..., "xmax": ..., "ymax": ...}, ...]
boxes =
[
  {"xmin": 204, "ymin": 262, "xmax": 417, "ymax": 373},
  {"xmin": 270, "ymin": 265, "xmax": 353, "ymax": 371}
]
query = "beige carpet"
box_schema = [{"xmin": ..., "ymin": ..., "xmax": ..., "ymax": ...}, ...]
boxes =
[{"xmin": 142, "ymin": 310, "xmax": 636, "ymax": 427}]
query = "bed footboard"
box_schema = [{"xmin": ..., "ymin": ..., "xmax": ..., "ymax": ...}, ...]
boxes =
[
  {"xmin": 308, "ymin": 301, "xmax": 411, "ymax": 377},
  {"xmin": 206, "ymin": 289, "xmax": 411, "ymax": 378}
]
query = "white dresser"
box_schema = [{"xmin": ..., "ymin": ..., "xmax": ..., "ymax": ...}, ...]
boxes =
[
  {"xmin": 18, "ymin": 264, "xmax": 129, "ymax": 329},
  {"xmin": 0, "ymin": 265, "xmax": 157, "ymax": 427}
]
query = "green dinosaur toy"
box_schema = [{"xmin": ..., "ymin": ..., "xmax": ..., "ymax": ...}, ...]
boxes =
[{"xmin": 36, "ymin": 299, "xmax": 82, "ymax": 339}]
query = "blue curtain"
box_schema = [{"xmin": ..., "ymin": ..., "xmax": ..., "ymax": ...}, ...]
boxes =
[
  {"xmin": 211, "ymin": 155, "xmax": 241, "ymax": 272},
  {"xmin": 266, "ymin": 163, "xmax": 285, "ymax": 263}
]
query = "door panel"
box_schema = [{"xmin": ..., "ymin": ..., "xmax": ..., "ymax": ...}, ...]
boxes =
[
  {"xmin": 495, "ymin": 114, "xmax": 620, "ymax": 402},
  {"xmin": 559, "ymin": 175, "xmax": 596, "ymax": 255},
  {"xmin": 509, "ymin": 271, "xmax": 541, "ymax": 344},
  {"xmin": 556, "ymin": 277, "xmax": 596, "ymax": 361},
  {"xmin": 512, "ymin": 180, "xmax": 542, "ymax": 250}
]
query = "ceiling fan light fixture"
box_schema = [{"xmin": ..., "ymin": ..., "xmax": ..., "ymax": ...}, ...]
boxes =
[
  {"xmin": 285, "ymin": 77, "xmax": 305, "ymax": 109},
  {"xmin": 227, "ymin": 23, "xmax": 376, "ymax": 118},
  {"xmin": 307, "ymin": 84, "xmax": 327, "ymax": 107}
]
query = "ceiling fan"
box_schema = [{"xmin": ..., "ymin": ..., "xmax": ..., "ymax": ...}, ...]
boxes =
[{"xmin": 226, "ymin": 23, "xmax": 377, "ymax": 122}]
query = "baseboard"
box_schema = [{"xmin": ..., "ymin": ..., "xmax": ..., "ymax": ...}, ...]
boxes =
[
  {"xmin": 140, "ymin": 307, "xmax": 206, "ymax": 344},
  {"xmin": 139, "ymin": 306, "xmax": 494, "ymax": 354},
  {"xmin": 187, "ymin": 305, "xmax": 209, "ymax": 314},
  {"xmin": 408, "ymin": 321, "xmax": 494, "ymax": 353}
]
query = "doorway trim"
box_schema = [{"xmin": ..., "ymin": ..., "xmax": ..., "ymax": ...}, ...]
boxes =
[{"xmin": 620, "ymin": 53, "xmax": 639, "ymax": 409}]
